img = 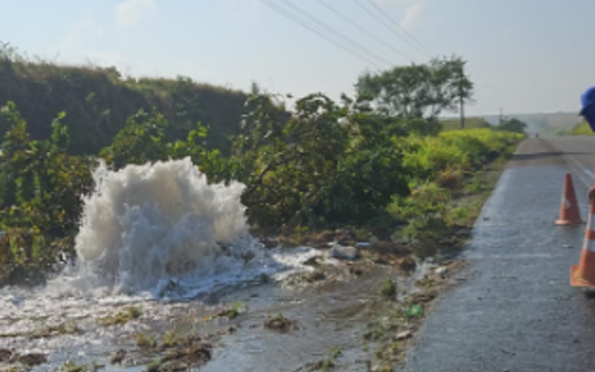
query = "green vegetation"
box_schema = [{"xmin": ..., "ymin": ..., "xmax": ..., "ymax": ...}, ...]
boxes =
[
  {"xmin": 0, "ymin": 41, "xmax": 247, "ymax": 156},
  {"xmin": 569, "ymin": 121, "xmax": 594, "ymax": 135},
  {"xmin": 386, "ymin": 128, "xmax": 522, "ymax": 255},
  {"xmin": 59, "ymin": 361, "xmax": 88, "ymax": 372},
  {"xmin": 216, "ymin": 301, "xmax": 249, "ymax": 319},
  {"xmin": 0, "ymin": 321, "xmax": 81, "ymax": 339},
  {"xmin": 356, "ymin": 56, "xmax": 473, "ymax": 121},
  {"xmin": 495, "ymin": 118, "xmax": 528, "ymax": 133},
  {"xmin": 379, "ymin": 278, "xmax": 397, "ymax": 299},
  {"xmin": 307, "ymin": 347, "xmax": 343, "ymax": 371},
  {"xmin": 132, "ymin": 332, "xmax": 157, "ymax": 350},
  {"xmin": 30, "ymin": 321, "xmax": 81, "ymax": 339},
  {"xmin": 161, "ymin": 330, "xmax": 196, "ymax": 349},
  {"xmin": 99, "ymin": 307, "xmax": 143, "ymax": 326},
  {"xmin": 0, "ymin": 46, "xmax": 525, "ymax": 287}
]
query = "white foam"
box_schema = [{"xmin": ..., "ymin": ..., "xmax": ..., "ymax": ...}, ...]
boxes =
[
  {"xmin": 0, "ymin": 158, "xmax": 330, "ymax": 365},
  {"xmin": 44, "ymin": 157, "xmax": 284, "ymax": 298},
  {"xmin": 0, "ymin": 156, "xmax": 326, "ymax": 334}
]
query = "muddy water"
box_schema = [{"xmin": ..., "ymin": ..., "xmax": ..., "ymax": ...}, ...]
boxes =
[{"xmin": 0, "ymin": 248, "xmax": 434, "ymax": 372}]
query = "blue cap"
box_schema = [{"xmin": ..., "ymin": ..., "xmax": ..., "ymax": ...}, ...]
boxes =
[
  {"xmin": 580, "ymin": 86, "xmax": 595, "ymax": 116},
  {"xmin": 581, "ymin": 87, "xmax": 595, "ymax": 132}
]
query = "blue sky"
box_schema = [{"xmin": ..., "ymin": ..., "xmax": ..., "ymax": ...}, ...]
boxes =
[{"xmin": 1, "ymin": 0, "xmax": 594, "ymax": 116}]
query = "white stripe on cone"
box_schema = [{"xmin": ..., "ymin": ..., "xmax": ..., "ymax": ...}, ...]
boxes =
[{"xmin": 564, "ymin": 197, "xmax": 571, "ymax": 210}]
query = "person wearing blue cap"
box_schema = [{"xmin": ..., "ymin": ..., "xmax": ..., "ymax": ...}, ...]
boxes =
[{"xmin": 580, "ymin": 86, "xmax": 595, "ymax": 131}]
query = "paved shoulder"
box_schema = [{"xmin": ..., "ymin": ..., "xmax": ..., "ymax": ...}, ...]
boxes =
[{"xmin": 401, "ymin": 139, "xmax": 595, "ymax": 372}]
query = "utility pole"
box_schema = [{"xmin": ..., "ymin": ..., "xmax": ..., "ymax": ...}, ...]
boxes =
[
  {"xmin": 459, "ymin": 63, "xmax": 465, "ymax": 129},
  {"xmin": 499, "ymin": 107, "xmax": 503, "ymax": 125},
  {"xmin": 459, "ymin": 92, "xmax": 465, "ymax": 129}
]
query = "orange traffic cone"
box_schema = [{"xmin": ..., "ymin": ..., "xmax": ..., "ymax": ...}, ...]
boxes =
[
  {"xmin": 570, "ymin": 188, "xmax": 595, "ymax": 287},
  {"xmin": 556, "ymin": 173, "xmax": 584, "ymax": 225}
]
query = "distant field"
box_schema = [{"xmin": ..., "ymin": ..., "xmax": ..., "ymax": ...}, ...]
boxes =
[
  {"xmin": 440, "ymin": 117, "xmax": 492, "ymax": 131},
  {"xmin": 442, "ymin": 112, "xmax": 582, "ymax": 135},
  {"xmin": 483, "ymin": 112, "xmax": 581, "ymax": 135}
]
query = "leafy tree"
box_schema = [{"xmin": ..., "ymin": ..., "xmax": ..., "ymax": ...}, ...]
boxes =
[
  {"xmin": 100, "ymin": 108, "xmax": 170, "ymax": 169},
  {"xmin": 232, "ymin": 91, "xmax": 411, "ymax": 230},
  {"xmin": 169, "ymin": 121, "xmax": 229, "ymax": 183},
  {"xmin": 232, "ymin": 92, "xmax": 349, "ymax": 228},
  {"xmin": 497, "ymin": 118, "xmax": 528, "ymax": 134},
  {"xmin": 281, "ymin": 94, "xmax": 349, "ymax": 226},
  {"xmin": 356, "ymin": 55, "xmax": 474, "ymax": 120},
  {"xmin": 475, "ymin": 118, "xmax": 493, "ymax": 128},
  {"xmin": 168, "ymin": 76, "xmax": 207, "ymax": 138},
  {"xmin": 0, "ymin": 102, "xmax": 93, "ymax": 284}
]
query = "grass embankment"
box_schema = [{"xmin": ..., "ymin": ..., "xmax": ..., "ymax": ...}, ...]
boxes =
[
  {"xmin": 0, "ymin": 43, "xmax": 248, "ymax": 155},
  {"xmin": 568, "ymin": 121, "xmax": 594, "ymax": 135}
]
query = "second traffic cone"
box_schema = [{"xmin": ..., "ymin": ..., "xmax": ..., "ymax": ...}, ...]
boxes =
[
  {"xmin": 556, "ymin": 173, "xmax": 584, "ymax": 225},
  {"xmin": 571, "ymin": 188, "xmax": 595, "ymax": 288}
]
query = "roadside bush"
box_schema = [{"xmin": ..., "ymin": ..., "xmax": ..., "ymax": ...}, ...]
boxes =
[
  {"xmin": 0, "ymin": 102, "xmax": 94, "ymax": 285},
  {"xmin": 401, "ymin": 135, "xmax": 470, "ymax": 182},
  {"xmin": 0, "ymin": 90, "xmax": 525, "ymax": 286},
  {"xmin": 387, "ymin": 182, "xmax": 451, "ymax": 256},
  {"xmin": 385, "ymin": 127, "xmax": 522, "ymax": 254},
  {"xmin": 402, "ymin": 129, "xmax": 523, "ymax": 186}
]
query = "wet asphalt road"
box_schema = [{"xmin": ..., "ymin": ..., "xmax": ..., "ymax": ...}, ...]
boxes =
[{"xmin": 401, "ymin": 137, "xmax": 595, "ymax": 372}]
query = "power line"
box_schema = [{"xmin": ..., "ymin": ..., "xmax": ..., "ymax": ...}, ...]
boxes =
[
  {"xmin": 352, "ymin": 0, "xmax": 432, "ymax": 59},
  {"xmin": 260, "ymin": 0, "xmax": 383, "ymax": 68},
  {"xmin": 363, "ymin": 0, "xmax": 434, "ymax": 57},
  {"xmin": 318, "ymin": 0, "xmax": 413, "ymax": 63},
  {"xmin": 274, "ymin": 0, "xmax": 394, "ymax": 67}
]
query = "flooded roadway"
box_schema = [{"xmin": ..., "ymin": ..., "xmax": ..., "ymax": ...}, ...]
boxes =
[{"xmin": 401, "ymin": 138, "xmax": 595, "ymax": 372}]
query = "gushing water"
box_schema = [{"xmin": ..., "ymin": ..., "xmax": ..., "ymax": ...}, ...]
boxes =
[
  {"xmin": 0, "ymin": 158, "xmax": 406, "ymax": 372},
  {"xmin": 1, "ymin": 157, "xmax": 317, "ymax": 312},
  {"xmin": 70, "ymin": 156, "xmax": 262, "ymax": 296},
  {"xmin": 0, "ymin": 158, "xmax": 324, "ymax": 370}
]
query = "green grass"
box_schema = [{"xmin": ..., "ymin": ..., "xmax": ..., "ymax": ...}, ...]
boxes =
[
  {"xmin": 99, "ymin": 306, "xmax": 142, "ymax": 326},
  {"xmin": 379, "ymin": 278, "xmax": 397, "ymax": 299},
  {"xmin": 568, "ymin": 121, "xmax": 594, "ymax": 135},
  {"xmin": 132, "ymin": 332, "xmax": 157, "ymax": 350},
  {"xmin": 60, "ymin": 361, "xmax": 88, "ymax": 372}
]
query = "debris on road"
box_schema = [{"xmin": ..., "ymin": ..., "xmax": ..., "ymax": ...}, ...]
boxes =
[
  {"xmin": 396, "ymin": 331, "xmax": 413, "ymax": 341},
  {"xmin": 264, "ymin": 314, "xmax": 297, "ymax": 334},
  {"xmin": 330, "ymin": 244, "xmax": 360, "ymax": 260}
]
